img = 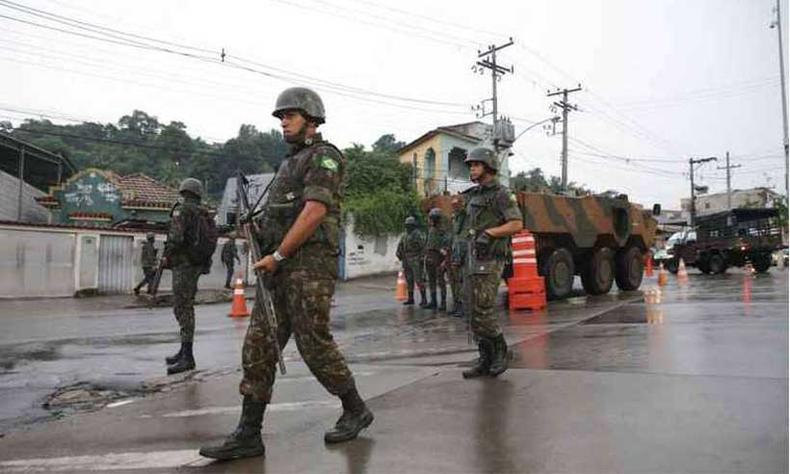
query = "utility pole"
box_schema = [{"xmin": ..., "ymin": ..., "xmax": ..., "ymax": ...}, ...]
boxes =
[
  {"xmin": 770, "ymin": 0, "xmax": 789, "ymax": 194},
  {"xmin": 689, "ymin": 156, "xmax": 717, "ymax": 227},
  {"xmin": 717, "ymin": 151, "xmax": 741, "ymax": 210},
  {"xmin": 547, "ymin": 85, "xmax": 583, "ymax": 190},
  {"xmin": 473, "ymin": 38, "xmax": 514, "ymax": 129}
]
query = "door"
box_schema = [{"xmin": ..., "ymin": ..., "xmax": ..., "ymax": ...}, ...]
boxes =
[
  {"xmin": 77, "ymin": 234, "xmax": 99, "ymax": 292},
  {"xmin": 98, "ymin": 234, "xmax": 135, "ymax": 294}
]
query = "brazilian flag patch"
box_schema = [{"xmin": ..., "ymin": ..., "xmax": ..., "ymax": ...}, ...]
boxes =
[{"xmin": 318, "ymin": 155, "xmax": 338, "ymax": 172}]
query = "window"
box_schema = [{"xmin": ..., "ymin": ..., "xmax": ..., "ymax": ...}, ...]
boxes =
[{"xmin": 424, "ymin": 148, "xmax": 436, "ymax": 178}]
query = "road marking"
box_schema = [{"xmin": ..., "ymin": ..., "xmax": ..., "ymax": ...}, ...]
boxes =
[
  {"xmin": 158, "ymin": 400, "xmax": 340, "ymax": 418},
  {"xmin": 106, "ymin": 399, "xmax": 135, "ymax": 408},
  {"xmin": 0, "ymin": 450, "xmax": 206, "ymax": 472}
]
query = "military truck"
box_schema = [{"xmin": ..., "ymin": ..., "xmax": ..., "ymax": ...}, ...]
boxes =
[
  {"xmin": 517, "ymin": 193, "xmax": 659, "ymax": 300},
  {"xmin": 665, "ymin": 208, "xmax": 783, "ymax": 274}
]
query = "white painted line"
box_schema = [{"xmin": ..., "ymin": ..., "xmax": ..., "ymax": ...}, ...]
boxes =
[
  {"xmin": 0, "ymin": 450, "xmax": 204, "ymax": 472},
  {"xmin": 105, "ymin": 399, "xmax": 135, "ymax": 408},
  {"xmin": 160, "ymin": 400, "xmax": 340, "ymax": 418}
]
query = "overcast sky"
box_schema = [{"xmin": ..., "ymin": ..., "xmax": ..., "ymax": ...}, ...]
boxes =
[{"xmin": 1, "ymin": 0, "xmax": 787, "ymax": 209}]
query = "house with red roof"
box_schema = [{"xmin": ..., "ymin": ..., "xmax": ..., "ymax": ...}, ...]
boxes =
[{"xmin": 36, "ymin": 168, "xmax": 179, "ymax": 228}]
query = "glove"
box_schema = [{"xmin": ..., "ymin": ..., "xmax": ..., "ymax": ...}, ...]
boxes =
[{"xmin": 474, "ymin": 231, "xmax": 492, "ymax": 257}]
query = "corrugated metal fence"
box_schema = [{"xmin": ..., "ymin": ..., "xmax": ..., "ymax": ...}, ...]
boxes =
[{"xmin": 98, "ymin": 235, "xmax": 135, "ymax": 294}]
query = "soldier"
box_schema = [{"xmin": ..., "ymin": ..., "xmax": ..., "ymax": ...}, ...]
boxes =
[
  {"xmin": 459, "ymin": 147, "xmax": 523, "ymax": 379},
  {"xmin": 133, "ymin": 232, "xmax": 158, "ymax": 295},
  {"xmin": 424, "ymin": 208, "xmax": 450, "ymax": 311},
  {"xmin": 447, "ymin": 195, "xmax": 466, "ymax": 317},
  {"xmin": 222, "ymin": 237, "xmax": 241, "ymax": 289},
  {"xmin": 162, "ymin": 178, "xmax": 210, "ymax": 375},
  {"xmin": 396, "ymin": 216, "xmax": 427, "ymax": 306},
  {"xmin": 200, "ymin": 87, "xmax": 373, "ymax": 461}
]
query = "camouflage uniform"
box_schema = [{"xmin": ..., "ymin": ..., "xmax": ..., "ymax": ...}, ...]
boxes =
[
  {"xmin": 239, "ymin": 133, "xmax": 356, "ymax": 403},
  {"xmin": 221, "ymin": 239, "xmax": 240, "ymax": 288},
  {"xmin": 396, "ymin": 226, "xmax": 426, "ymax": 304},
  {"xmin": 164, "ymin": 195, "xmax": 204, "ymax": 343},
  {"xmin": 460, "ymin": 179, "xmax": 521, "ymax": 339},
  {"xmin": 133, "ymin": 238, "xmax": 158, "ymax": 294},
  {"xmin": 448, "ymin": 206, "xmax": 466, "ymax": 315},
  {"xmin": 424, "ymin": 222, "xmax": 450, "ymax": 310}
]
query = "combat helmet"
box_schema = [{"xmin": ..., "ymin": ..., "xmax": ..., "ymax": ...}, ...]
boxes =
[
  {"xmin": 464, "ymin": 147, "xmax": 498, "ymax": 172},
  {"xmin": 404, "ymin": 216, "xmax": 417, "ymax": 226},
  {"xmin": 178, "ymin": 177, "xmax": 203, "ymax": 199},
  {"xmin": 272, "ymin": 87, "xmax": 326, "ymax": 124},
  {"xmin": 429, "ymin": 208, "xmax": 443, "ymax": 221}
]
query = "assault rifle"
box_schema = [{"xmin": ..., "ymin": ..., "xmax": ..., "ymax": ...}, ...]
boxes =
[{"xmin": 236, "ymin": 170, "xmax": 286, "ymax": 375}]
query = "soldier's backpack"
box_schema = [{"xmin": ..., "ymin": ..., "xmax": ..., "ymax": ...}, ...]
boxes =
[{"xmin": 190, "ymin": 208, "xmax": 218, "ymax": 268}]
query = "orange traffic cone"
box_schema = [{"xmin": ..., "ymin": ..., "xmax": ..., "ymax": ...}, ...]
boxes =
[
  {"xmin": 657, "ymin": 263, "xmax": 668, "ymax": 286},
  {"xmin": 645, "ymin": 253, "xmax": 654, "ymax": 277},
  {"xmin": 677, "ymin": 258, "xmax": 689, "ymax": 283},
  {"xmin": 395, "ymin": 270, "xmax": 408, "ymax": 301},
  {"xmin": 228, "ymin": 275, "xmax": 250, "ymax": 318}
]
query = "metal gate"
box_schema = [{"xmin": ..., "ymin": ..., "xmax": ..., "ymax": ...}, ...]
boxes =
[{"xmin": 98, "ymin": 234, "xmax": 135, "ymax": 294}]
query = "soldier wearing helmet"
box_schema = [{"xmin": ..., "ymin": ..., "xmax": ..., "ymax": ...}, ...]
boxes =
[
  {"xmin": 396, "ymin": 215, "xmax": 427, "ymax": 306},
  {"xmin": 201, "ymin": 87, "xmax": 373, "ymax": 461},
  {"xmin": 423, "ymin": 208, "xmax": 450, "ymax": 312},
  {"xmin": 460, "ymin": 147, "xmax": 523, "ymax": 379},
  {"xmin": 133, "ymin": 232, "xmax": 158, "ymax": 296},
  {"xmin": 162, "ymin": 177, "xmax": 211, "ymax": 376}
]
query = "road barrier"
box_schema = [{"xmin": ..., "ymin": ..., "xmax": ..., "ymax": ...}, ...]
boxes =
[{"xmin": 507, "ymin": 231, "xmax": 546, "ymax": 311}]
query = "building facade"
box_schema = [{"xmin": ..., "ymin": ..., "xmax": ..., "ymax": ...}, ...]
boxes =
[
  {"xmin": 680, "ymin": 187, "xmax": 780, "ymax": 218},
  {"xmin": 397, "ymin": 121, "xmax": 493, "ymax": 196},
  {"xmin": 36, "ymin": 169, "xmax": 179, "ymax": 228}
]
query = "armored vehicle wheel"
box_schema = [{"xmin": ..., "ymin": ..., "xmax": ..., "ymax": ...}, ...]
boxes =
[
  {"xmin": 615, "ymin": 246, "xmax": 643, "ymax": 291},
  {"xmin": 753, "ymin": 253, "xmax": 772, "ymax": 273},
  {"xmin": 697, "ymin": 256, "xmax": 711, "ymax": 274},
  {"xmin": 541, "ymin": 248, "xmax": 574, "ymax": 300},
  {"xmin": 708, "ymin": 254, "xmax": 727, "ymax": 274},
  {"xmin": 582, "ymin": 247, "xmax": 615, "ymax": 295},
  {"xmin": 665, "ymin": 258, "xmax": 679, "ymax": 274}
]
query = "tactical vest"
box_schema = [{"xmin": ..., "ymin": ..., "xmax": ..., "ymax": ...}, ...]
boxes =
[
  {"xmin": 258, "ymin": 139, "xmax": 343, "ymax": 258},
  {"xmin": 462, "ymin": 183, "xmax": 511, "ymax": 260},
  {"xmin": 402, "ymin": 229, "xmax": 425, "ymax": 258}
]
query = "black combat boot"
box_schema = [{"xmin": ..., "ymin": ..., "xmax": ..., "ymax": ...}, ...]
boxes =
[
  {"xmin": 448, "ymin": 301, "xmax": 462, "ymax": 317},
  {"xmin": 167, "ymin": 342, "xmax": 195, "ymax": 375},
  {"xmin": 324, "ymin": 386, "xmax": 374, "ymax": 444},
  {"xmin": 462, "ymin": 339, "xmax": 492, "ymax": 379},
  {"xmin": 438, "ymin": 289, "xmax": 447, "ymax": 312},
  {"xmin": 164, "ymin": 342, "xmax": 184, "ymax": 365},
  {"xmin": 199, "ymin": 397, "xmax": 266, "ymax": 460},
  {"xmin": 418, "ymin": 288, "xmax": 429, "ymax": 307},
  {"xmin": 426, "ymin": 290, "xmax": 438, "ymax": 310},
  {"xmin": 488, "ymin": 334, "xmax": 509, "ymax": 377},
  {"xmin": 403, "ymin": 291, "xmax": 415, "ymax": 305}
]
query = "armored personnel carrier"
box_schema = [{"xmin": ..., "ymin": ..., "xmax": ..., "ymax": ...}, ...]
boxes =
[{"xmin": 517, "ymin": 192, "xmax": 659, "ymax": 299}]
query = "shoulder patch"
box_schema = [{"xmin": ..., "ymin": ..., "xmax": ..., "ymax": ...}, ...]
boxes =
[{"xmin": 317, "ymin": 154, "xmax": 339, "ymax": 172}]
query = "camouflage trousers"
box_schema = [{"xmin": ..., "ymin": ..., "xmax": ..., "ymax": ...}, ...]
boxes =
[
  {"xmin": 464, "ymin": 260, "xmax": 505, "ymax": 339},
  {"xmin": 403, "ymin": 256, "xmax": 424, "ymax": 293},
  {"xmin": 448, "ymin": 263, "xmax": 463, "ymax": 305},
  {"xmin": 424, "ymin": 255, "xmax": 446, "ymax": 296},
  {"xmin": 239, "ymin": 269, "xmax": 355, "ymax": 403},
  {"xmin": 172, "ymin": 263, "xmax": 202, "ymax": 343}
]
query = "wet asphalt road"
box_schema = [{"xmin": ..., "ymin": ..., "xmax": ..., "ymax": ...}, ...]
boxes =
[{"xmin": 0, "ymin": 268, "xmax": 786, "ymax": 473}]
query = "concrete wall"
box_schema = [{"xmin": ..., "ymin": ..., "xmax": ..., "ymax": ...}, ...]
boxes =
[
  {"xmin": 341, "ymin": 217, "xmax": 400, "ymax": 280},
  {"xmin": 0, "ymin": 223, "xmax": 247, "ymax": 298},
  {"xmin": 0, "ymin": 170, "xmax": 49, "ymax": 223}
]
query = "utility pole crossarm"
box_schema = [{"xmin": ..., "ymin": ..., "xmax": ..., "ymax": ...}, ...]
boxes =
[{"xmin": 547, "ymin": 85, "xmax": 583, "ymax": 191}]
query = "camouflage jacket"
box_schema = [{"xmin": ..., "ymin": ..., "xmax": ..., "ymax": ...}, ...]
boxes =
[
  {"xmin": 396, "ymin": 228, "xmax": 425, "ymax": 261},
  {"xmin": 460, "ymin": 179, "xmax": 521, "ymax": 260},
  {"xmin": 140, "ymin": 241, "xmax": 158, "ymax": 268},
  {"xmin": 221, "ymin": 240, "xmax": 239, "ymax": 264},
  {"xmin": 450, "ymin": 209, "xmax": 467, "ymax": 265},
  {"xmin": 424, "ymin": 226, "xmax": 450, "ymax": 264},
  {"xmin": 256, "ymin": 133, "xmax": 344, "ymax": 274},
  {"xmin": 164, "ymin": 195, "xmax": 204, "ymax": 267}
]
